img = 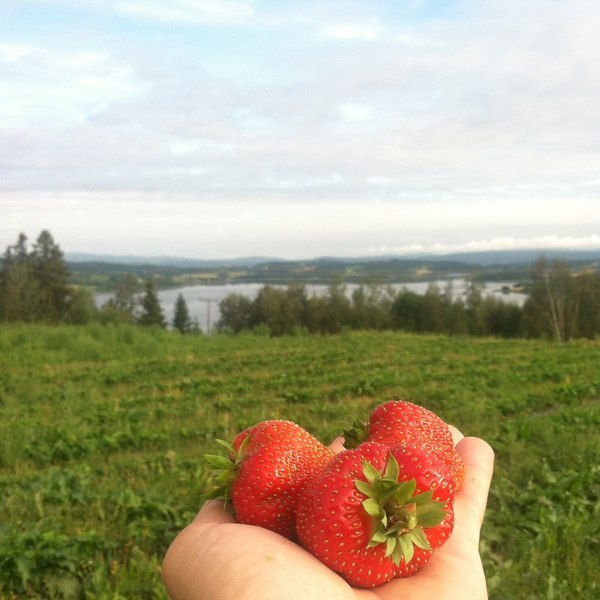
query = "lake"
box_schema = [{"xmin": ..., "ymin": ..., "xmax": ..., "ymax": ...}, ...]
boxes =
[{"xmin": 95, "ymin": 280, "xmax": 527, "ymax": 333}]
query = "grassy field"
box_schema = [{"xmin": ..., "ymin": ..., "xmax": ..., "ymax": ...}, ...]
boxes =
[{"xmin": 1, "ymin": 324, "xmax": 599, "ymax": 599}]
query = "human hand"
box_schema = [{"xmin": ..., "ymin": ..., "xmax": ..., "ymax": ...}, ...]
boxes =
[{"xmin": 162, "ymin": 427, "xmax": 494, "ymax": 600}]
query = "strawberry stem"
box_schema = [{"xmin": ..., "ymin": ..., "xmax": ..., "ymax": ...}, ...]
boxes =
[
  {"xmin": 203, "ymin": 436, "xmax": 250, "ymax": 504},
  {"xmin": 357, "ymin": 455, "xmax": 447, "ymax": 566},
  {"xmin": 342, "ymin": 417, "xmax": 370, "ymax": 449}
]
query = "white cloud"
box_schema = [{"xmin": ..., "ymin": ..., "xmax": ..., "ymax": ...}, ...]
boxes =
[
  {"xmin": 0, "ymin": 43, "xmax": 38, "ymax": 62},
  {"xmin": 323, "ymin": 22, "xmax": 386, "ymax": 41},
  {"xmin": 339, "ymin": 103, "xmax": 376, "ymax": 123},
  {"xmin": 373, "ymin": 235, "xmax": 600, "ymax": 257},
  {"xmin": 114, "ymin": 0, "xmax": 255, "ymax": 24},
  {"xmin": 2, "ymin": 191, "xmax": 599, "ymax": 260},
  {"xmin": 0, "ymin": 44, "xmax": 144, "ymax": 125},
  {"xmin": 1, "ymin": 0, "xmax": 599, "ymax": 258}
]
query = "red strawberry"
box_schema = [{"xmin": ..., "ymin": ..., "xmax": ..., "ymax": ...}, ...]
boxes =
[
  {"xmin": 343, "ymin": 400, "xmax": 465, "ymax": 491},
  {"xmin": 389, "ymin": 444, "xmax": 456, "ymax": 577},
  {"xmin": 204, "ymin": 419, "xmax": 334, "ymax": 539},
  {"xmin": 296, "ymin": 441, "xmax": 454, "ymax": 588},
  {"xmin": 391, "ymin": 443, "xmax": 456, "ymax": 504}
]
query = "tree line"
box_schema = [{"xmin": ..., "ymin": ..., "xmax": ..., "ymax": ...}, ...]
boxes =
[
  {"xmin": 215, "ymin": 261, "xmax": 600, "ymax": 341},
  {"xmin": 0, "ymin": 231, "xmax": 196, "ymax": 334},
  {"xmin": 2, "ymin": 231, "xmax": 600, "ymax": 341},
  {"xmin": 1, "ymin": 231, "xmax": 76, "ymax": 324},
  {"xmin": 98, "ymin": 272, "xmax": 198, "ymax": 334}
]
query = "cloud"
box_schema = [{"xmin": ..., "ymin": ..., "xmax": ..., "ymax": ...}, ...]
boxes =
[
  {"xmin": 372, "ymin": 235, "xmax": 600, "ymax": 257},
  {"xmin": 40, "ymin": 0, "xmax": 256, "ymax": 24},
  {"xmin": 0, "ymin": 43, "xmax": 144, "ymax": 126},
  {"xmin": 339, "ymin": 103, "xmax": 377, "ymax": 123},
  {"xmin": 1, "ymin": 0, "xmax": 598, "ymax": 258},
  {"xmin": 114, "ymin": 0, "xmax": 255, "ymax": 24},
  {"xmin": 323, "ymin": 22, "xmax": 386, "ymax": 41},
  {"xmin": 3, "ymin": 190, "xmax": 598, "ymax": 259},
  {"xmin": 0, "ymin": 43, "xmax": 38, "ymax": 63}
]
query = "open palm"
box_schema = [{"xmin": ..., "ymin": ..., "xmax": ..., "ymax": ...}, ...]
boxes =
[{"xmin": 162, "ymin": 430, "xmax": 494, "ymax": 600}]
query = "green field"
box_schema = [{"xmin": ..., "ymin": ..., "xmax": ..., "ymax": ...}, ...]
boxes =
[{"xmin": 1, "ymin": 324, "xmax": 599, "ymax": 599}]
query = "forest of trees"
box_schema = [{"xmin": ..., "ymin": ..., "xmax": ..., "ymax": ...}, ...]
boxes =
[
  {"xmin": 2, "ymin": 231, "xmax": 600, "ymax": 341},
  {"xmin": 216, "ymin": 260, "xmax": 600, "ymax": 341},
  {"xmin": 99, "ymin": 274, "xmax": 197, "ymax": 333},
  {"xmin": 0, "ymin": 231, "xmax": 195, "ymax": 333},
  {"xmin": 0, "ymin": 231, "xmax": 83, "ymax": 324}
]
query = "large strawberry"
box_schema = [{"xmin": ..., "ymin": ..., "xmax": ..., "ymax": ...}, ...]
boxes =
[
  {"xmin": 295, "ymin": 441, "xmax": 454, "ymax": 588},
  {"xmin": 343, "ymin": 400, "xmax": 465, "ymax": 491},
  {"xmin": 204, "ymin": 419, "xmax": 335, "ymax": 539}
]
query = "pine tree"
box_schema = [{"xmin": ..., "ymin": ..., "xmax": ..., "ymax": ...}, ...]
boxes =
[
  {"xmin": 31, "ymin": 230, "xmax": 71, "ymax": 323},
  {"xmin": 137, "ymin": 278, "xmax": 167, "ymax": 328},
  {"xmin": 0, "ymin": 233, "xmax": 39, "ymax": 321},
  {"xmin": 172, "ymin": 293, "xmax": 193, "ymax": 334},
  {"xmin": 0, "ymin": 231, "xmax": 70, "ymax": 323}
]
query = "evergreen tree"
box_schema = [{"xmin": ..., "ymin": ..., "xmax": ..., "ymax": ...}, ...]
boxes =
[
  {"xmin": 31, "ymin": 230, "xmax": 71, "ymax": 323},
  {"xmin": 137, "ymin": 278, "xmax": 166, "ymax": 328},
  {"xmin": 0, "ymin": 230, "xmax": 70, "ymax": 323},
  {"xmin": 0, "ymin": 233, "xmax": 38, "ymax": 321},
  {"xmin": 172, "ymin": 293, "xmax": 193, "ymax": 334}
]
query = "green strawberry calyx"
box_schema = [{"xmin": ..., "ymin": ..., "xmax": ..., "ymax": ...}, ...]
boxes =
[
  {"xmin": 203, "ymin": 437, "xmax": 251, "ymax": 505},
  {"xmin": 357, "ymin": 454, "xmax": 447, "ymax": 566},
  {"xmin": 342, "ymin": 417, "xmax": 370, "ymax": 449}
]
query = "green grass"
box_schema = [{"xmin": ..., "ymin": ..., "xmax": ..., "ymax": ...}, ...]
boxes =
[{"xmin": 1, "ymin": 324, "xmax": 599, "ymax": 599}]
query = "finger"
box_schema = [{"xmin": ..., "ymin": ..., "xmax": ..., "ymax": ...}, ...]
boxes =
[
  {"xmin": 328, "ymin": 435, "xmax": 346, "ymax": 454},
  {"xmin": 447, "ymin": 424, "xmax": 464, "ymax": 446},
  {"xmin": 453, "ymin": 437, "xmax": 495, "ymax": 542},
  {"xmin": 193, "ymin": 499, "xmax": 237, "ymax": 525},
  {"xmin": 162, "ymin": 501, "xmax": 239, "ymax": 599}
]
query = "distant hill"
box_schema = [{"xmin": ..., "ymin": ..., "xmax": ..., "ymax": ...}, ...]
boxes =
[
  {"xmin": 66, "ymin": 247, "xmax": 600, "ymax": 291},
  {"xmin": 66, "ymin": 248, "xmax": 600, "ymax": 269},
  {"xmin": 65, "ymin": 248, "xmax": 600, "ymax": 269},
  {"xmin": 419, "ymin": 249, "xmax": 600, "ymax": 265},
  {"xmin": 65, "ymin": 253, "xmax": 284, "ymax": 268}
]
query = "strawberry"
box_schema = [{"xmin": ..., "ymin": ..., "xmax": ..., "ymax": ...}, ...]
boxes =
[
  {"xmin": 389, "ymin": 444, "xmax": 456, "ymax": 577},
  {"xmin": 295, "ymin": 441, "xmax": 454, "ymax": 588},
  {"xmin": 391, "ymin": 443, "xmax": 456, "ymax": 504},
  {"xmin": 343, "ymin": 400, "xmax": 465, "ymax": 491},
  {"xmin": 204, "ymin": 419, "xmax": 335, "ymax": 539}
]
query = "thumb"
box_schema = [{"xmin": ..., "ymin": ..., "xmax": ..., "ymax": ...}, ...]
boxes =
[{"xmin": 453, "ymin": 436, "xmax": 495, "ymax": 546}]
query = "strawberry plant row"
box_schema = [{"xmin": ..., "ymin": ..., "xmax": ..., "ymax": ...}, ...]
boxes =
[{"xmin": 0, "ymin": 324, "xmax": 599, "ymax": 598}]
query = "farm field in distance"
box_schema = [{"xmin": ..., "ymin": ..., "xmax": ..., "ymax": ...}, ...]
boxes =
[{"xmin": 1, "ymin": 324, "xmax": 599, "ymax": 599}]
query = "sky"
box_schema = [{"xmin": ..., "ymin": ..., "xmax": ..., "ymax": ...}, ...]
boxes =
[{"xmin": 1, "ymin": 0, "xmax": 599, "ymax": 260}]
